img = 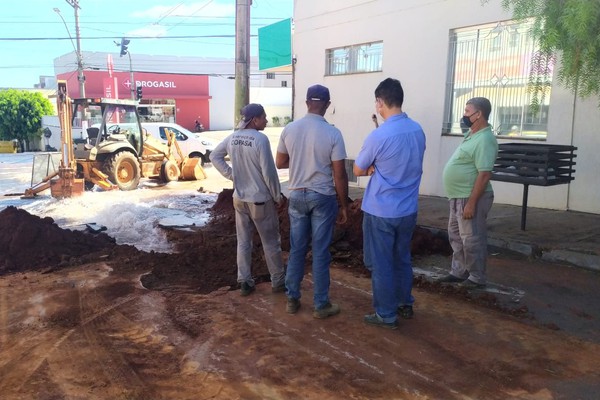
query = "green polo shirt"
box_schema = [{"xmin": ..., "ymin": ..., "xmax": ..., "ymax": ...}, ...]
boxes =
[{"xmin": 442, "ymin": 125, "xmax": 498, "ymax": 199}]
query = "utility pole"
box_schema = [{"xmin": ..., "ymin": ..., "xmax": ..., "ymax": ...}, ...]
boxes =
[
  {"xmin": 234, "ymin": 0, "xmax": 251, "ymax": 127},
  {"xmin": 65, "ymin": 0, "xmax": 85, "ymax": 97}
]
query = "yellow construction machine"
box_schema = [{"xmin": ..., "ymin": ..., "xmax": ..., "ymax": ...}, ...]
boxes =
[{"xmin": 23, "ymin": 81, "xmax": 205, "ymax": 199}]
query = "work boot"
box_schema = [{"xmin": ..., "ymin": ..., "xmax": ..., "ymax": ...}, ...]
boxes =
[
  {"xmin": 313, "ymin": 302, "xmax": 340, "ymax": 319},
  {"xmin": 398, "ymin": 305, "xmax": 414, "ymax": 319},
  {"xmin": 286, "ymin": 298, "xmax": 301, "ymax": 314},
  {"xmin": 240, "ymin": 282, "xmax": 255, "ymax": 297},
  {"xmin": 437, "ymin": 274, "xmax": 466, "ymax": 283},
  {"xmin": 458, "ymin": 279, "xmax": 486, "ymax": 289},
  {"xmin": 271, "ymin": 282, "xmax": 286, "ymax": 293},
  {"xmin": 364, "ymin": 313, "xmax": 398, "ymax": 330}
]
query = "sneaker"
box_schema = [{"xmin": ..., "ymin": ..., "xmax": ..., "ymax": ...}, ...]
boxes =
[
  {"xmin": 313, "ymin": 302, "xmax": 340, "ymax": 319},
  {"xmin": 286, "ymin": 298, "xmax": 301, "ymax": 314},
  {"xmin": 364, "ymin": 313, "xmax": 398, "ymax": 330},
  {"xmin": 271, "ymin": 282, "xmax": 286, "ymax": 293},
  {"xmin": 437, "ymin": 274, "xmax": 466, "ymax": 283},
  {"xmin": 240, "ymin": 282, "xmax": 255, "ymax": 296},
  {"xmin": 458, "ymin": 279, "xmax": 486, "ymax": 289},
  {"xmin": 398, "ymin": 305, "xmax": 414, "ymax": 319}
]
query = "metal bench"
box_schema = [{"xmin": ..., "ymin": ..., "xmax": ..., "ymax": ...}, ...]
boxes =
[{"xmin": 491, "ymin": 143, "xmax": 577, "ymax": 230}]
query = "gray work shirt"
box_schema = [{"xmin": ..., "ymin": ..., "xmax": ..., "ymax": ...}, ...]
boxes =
[
  {"xmin": 210, "ymin": 128, "xmax": 281, "ymax": 203},
  {"xmin": 277, "ymin": 113, "xmax": 347, "ymax": 196}
]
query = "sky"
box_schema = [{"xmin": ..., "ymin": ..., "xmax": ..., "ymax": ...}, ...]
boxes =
[{"xmin": 0, "ymin": 0, "xmax": 293, "ymax": 89}]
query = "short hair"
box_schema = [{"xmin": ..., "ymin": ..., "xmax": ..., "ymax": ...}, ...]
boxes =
[
  {"xmin": 466, "ymin": 97, "xmax": 492, "ymax": 120},
  {"xmin": 374, "ymin": 78, "xmax": 404, "ymax": 108}
]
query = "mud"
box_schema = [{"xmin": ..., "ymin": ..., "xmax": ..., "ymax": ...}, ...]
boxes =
[
  {"xmin": 2, "ymin": 190, "xmax": 600, "ymax": 399},
  {"xmin": 0, "ymin": 189, "xmax": 450, "ymax": 295}
]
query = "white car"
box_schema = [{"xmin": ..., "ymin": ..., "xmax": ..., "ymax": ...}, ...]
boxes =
[{"xmin": 141, "ymin": 123, "xmax": 215, "ymax": 164}]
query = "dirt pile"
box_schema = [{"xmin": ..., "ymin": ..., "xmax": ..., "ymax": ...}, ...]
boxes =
[
  {"xmin": 0, "ymin": 191, "xmax": 450, "ymax": 293},
  {"xmin": 0, "ymin": 206, "xmax": 117, "ymax": 274}
]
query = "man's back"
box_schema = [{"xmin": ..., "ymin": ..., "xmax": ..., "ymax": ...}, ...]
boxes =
[
  {"xmin": 212, "ymin": 128, "xmax": 280, "ymax": 203},
  {"xmin": 278, "ymin": 113, "xmax": 346, "ymax": 196}
]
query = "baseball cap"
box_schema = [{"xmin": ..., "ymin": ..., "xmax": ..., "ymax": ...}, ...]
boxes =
[
  {"xmin": 236, "ymin": 103, "xmax": 265, "ymax": 129},
  {"xmin": 306, "ymin": 84, "xmax": 330, "ymax": 102}
]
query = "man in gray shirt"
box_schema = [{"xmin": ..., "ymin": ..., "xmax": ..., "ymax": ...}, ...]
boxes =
[
  {"xmin": 210, "ymin": 104, "xmax": 285, "ymax": 296},
  {"xmin": 276, "ymin": 84, "xmax": 349, "ymax": 319}
]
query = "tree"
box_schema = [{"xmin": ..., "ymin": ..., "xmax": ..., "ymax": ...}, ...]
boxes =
[
  {"xmin": 0, "ymin": 90, "xmax": 54, "ymax": 151},
  {"xmin": 495, "ymin": 0, "xmax": 600, "ymax": 105}
]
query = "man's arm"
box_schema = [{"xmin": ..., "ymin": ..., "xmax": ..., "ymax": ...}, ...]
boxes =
[
  {"xmin": 463, "ymin": 171, "xmax": 492, "ymax": 219},
  {"xmin": 209, "ymin": 138, "xmax": 233, "ymax": 180},
  {"xmin": 276, "ymin": 151, "xmax": 289, "ymax": 169},
  {"xmin": 332, "ymin": 159, "xmax": 349, "ymax": 224},
  {"xmin": 260, "ymin": 143, "xmax": 282, "ymax": 202},
  {"xmin": 353, "ymin": 163, "xmax": 375, "ymax": 177}
]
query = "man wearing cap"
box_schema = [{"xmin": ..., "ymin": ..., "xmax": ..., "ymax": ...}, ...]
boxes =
[
  {"xmin": 354, "ymin": 78, "xmax": 426, "ymax": 330},
  {"xmin": 276, "ymin": 84, "xmax": 349, "ymax": 319},
  {"xmin": 438, "ymin": 97, "xmax": 498, "ymax": 289},
  {"xmin": 210, "ymin": 103, "xmax": 285, "ymax": 296}
]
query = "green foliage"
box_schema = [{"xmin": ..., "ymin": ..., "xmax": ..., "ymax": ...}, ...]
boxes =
[
  {"xmin": 271, "ymin": 116, "xmax": 281, "ymax": 127},
  {"xmin": 499, "ymin": 0, "xmax": 600, "ymax": 101},
  {"xmin": 283, "ymin": 116, "xmax": 292, "ymax": 125},
  {"xmin": 0, "ymin": 90, "xmax": 54, "ymax": 148}
]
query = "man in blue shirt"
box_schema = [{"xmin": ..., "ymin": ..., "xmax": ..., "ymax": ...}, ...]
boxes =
[{"xmin": 354, "ymin": 78, "xmax": 426, "ymax": 329}]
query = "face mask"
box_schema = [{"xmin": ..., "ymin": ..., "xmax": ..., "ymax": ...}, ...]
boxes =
[{"xmin": 462, "ymin": 111, "xmax": 478, "ymax": 128}]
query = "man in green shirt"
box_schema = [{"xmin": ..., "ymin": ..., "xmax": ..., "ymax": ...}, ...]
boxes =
[{"xmin": 439, "ymin": 97, "xmax": 498, "ymax": 288}]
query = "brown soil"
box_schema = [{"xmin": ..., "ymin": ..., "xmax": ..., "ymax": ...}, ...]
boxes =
[{"xmin": 1, "ymin": 191, "xmax": 599, "ymax": 399}]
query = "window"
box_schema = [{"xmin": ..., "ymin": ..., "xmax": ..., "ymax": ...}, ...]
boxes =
[
  {"xmin": 281, "ymin": 80, "xmax": 288, "ymax": 87},
  {"xmin": 266, "ymin": 72, "xmax": 275, "ymax": 79},
  {"xmin": 326, "ymin": 41, "xmax": 383, "ymax": 76},
  {"xmin": 442, "ymin": 20, "xmax": 552, "ymax": 138}
]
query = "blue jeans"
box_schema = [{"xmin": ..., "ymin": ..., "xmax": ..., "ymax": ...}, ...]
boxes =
[
  {"xmin": 285, "ymin": 189, "xmax": 338, "ymax": 309},
  {"xmin": 363, "ymin": 211, "xmax": 417, "ymax": 322}
]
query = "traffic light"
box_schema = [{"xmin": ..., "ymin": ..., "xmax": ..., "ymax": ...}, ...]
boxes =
[
  {"xmin": 120, "ymin": 38, "xmax": 130, "ymax": 57},
  {"xmin": 136, "ymin": 86, "xmax": 143, "ymax": 100}
]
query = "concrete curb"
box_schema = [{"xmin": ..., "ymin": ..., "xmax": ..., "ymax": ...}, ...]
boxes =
[{"xmin": 420, "ymin": 226, "xmax": 600, "ymax": 273}]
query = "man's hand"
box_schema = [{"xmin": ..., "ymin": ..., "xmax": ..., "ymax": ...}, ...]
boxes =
[
  {"xmin": 336, "ymin": 206, "xmax": 348, "ymax": 225},
  {"xmin": 463, "ymin": 201, "xmax": 475, "ymax": 219}
]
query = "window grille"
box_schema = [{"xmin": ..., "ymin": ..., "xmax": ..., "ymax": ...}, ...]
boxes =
[
  {"xmin": 442, "ymin": 20, "xmax": 551, "ymax": 139},
  {"xmin": 344, "ymin": 159, "xmax": 358, "ymax": 184},
  {"xmin": 326, "ymin": 42, "xmax": 383, "ymax": 76}
]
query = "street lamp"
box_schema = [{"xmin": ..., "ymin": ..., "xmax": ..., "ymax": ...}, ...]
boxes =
[{"xmin": 54, "ymin": 2, "xmax": 85, "ymax": 97}]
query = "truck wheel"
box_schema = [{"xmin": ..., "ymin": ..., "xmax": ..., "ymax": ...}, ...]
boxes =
[
  {"xmin": 105, "ymin": 151, "xmax": 140, "ymax": 191},
  {"xmin": 160, "ymin": 160, "xmax": 180, "ymax": 182}
]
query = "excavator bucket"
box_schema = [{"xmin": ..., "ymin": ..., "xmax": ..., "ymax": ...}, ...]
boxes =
[{"xmin": 179, "ymin": 157, "xmax": 206, "ymax": 181}]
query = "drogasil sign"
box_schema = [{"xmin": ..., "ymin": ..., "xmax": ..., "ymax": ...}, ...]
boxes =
[{"xmin": 123, "ymin": 79, "xmax": 177, "ymax": 89}]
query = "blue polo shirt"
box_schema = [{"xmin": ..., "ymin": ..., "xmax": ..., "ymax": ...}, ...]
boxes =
[{"xmin": 355, "ymin": 113, "xmax": 426, "ymax": 218}]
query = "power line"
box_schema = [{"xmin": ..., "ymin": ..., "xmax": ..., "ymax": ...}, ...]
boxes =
[{"xmin": 0, "ymin": 35, "xmax": 257, "ymax": 41}]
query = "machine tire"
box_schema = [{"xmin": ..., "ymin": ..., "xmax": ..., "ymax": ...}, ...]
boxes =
[
  {"xmin": 104, "ymin": 151, "xmax": 140, "ymax": 191},
  {"xmin": 160, "ymin": 160, "xmax": 180, "ymax": 182}
]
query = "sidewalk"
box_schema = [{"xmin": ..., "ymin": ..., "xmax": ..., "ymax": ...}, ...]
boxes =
[
  {"xmin": 416, "ymin": 195, "xmax": 600, "ymax": 272},
  {"xmin": 349, "ymin": 184, "xmax": 600, "ymax": 272}
]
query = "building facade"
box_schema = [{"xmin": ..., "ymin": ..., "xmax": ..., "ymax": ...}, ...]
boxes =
[
  {"xmin": 54, "ymin": 52, "xmax": 292, "ymax": 132},
  {"xmin": 293, "ymin": 0, "xmax": 600, "ymax": 214}
]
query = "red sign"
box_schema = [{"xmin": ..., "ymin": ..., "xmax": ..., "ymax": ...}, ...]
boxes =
[
  {"xmin": 103, "ymin": 77, "xmax": 118, "ymax": 99},
  {"xmin": 107, "ymin": 54, "xmax": 114, "ymax": 78}
]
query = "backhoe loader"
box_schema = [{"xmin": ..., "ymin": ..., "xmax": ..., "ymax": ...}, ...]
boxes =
[{"xmin": 23, "ymin": 81, "xmax": 204, "ymax": 199}]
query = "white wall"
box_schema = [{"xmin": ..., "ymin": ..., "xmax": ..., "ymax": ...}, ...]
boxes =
[
  {"xmin": 208, "ymin": 76, "xmax": 236, "ymax": 131},
  {"xmin": 293, "ymin": 0, "xmax": 600, "ymax": 214}
]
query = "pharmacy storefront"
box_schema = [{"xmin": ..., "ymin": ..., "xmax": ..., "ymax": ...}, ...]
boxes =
[{"xmin": 56, "ymin": 71, "xmax": 211, "ymax": 132}]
